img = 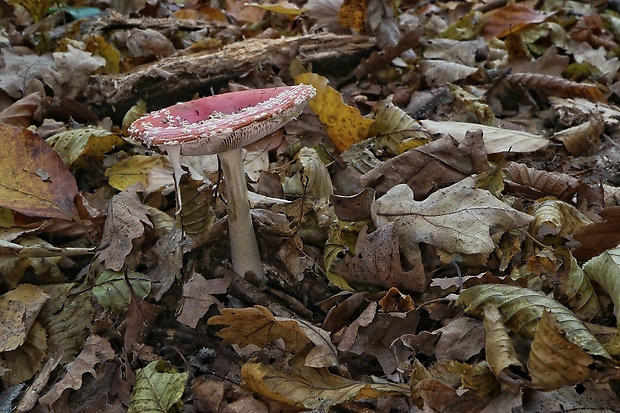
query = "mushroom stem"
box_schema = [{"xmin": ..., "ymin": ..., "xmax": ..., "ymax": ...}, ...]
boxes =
[{"xmin": 218, "ymin": 148, "xmax": 266, "ymax": 282}]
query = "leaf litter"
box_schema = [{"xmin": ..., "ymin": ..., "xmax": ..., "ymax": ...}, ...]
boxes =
[{"xmin": 1, "ymin": 0, "xmax": 620, "ymax": 412}]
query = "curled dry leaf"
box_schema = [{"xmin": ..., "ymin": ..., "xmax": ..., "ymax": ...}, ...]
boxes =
[
  {"xmin": 371, "ymin": 101, "xmax": 432, "ymax": 155},
  {"xmin": 482, "ymin": 4, "xmax": 554, "ymax": 40},
  {"xmin": 2, "ymin": 322, "xmax": 47, "ymax": 386},
  {"xmin": 481, "ymin": 304, "xmax": 526, "ymax": 389},
  {"xmin": 551, "ymin": 118, "xmax": 604, "ymax": 156},
  {"xmin": 242, "ymin": 355, "xmax": 409, "ymax": 410},
  {"xmin": 527, "ymin": 310, "xmax": 616, "ymax": 390},
  {"xmin": 530, "ymin": 199, "xmax": 592, "ymax": 243},
  {"xmin": 504, "ymin": 161, "xmax": 580, "ymax": 201},
  {"xmin": 372, "ymin": 180, "xmax": 532, "ymax": 256},
  {"xmin": 39, "ymin": 335, "xmax": 115, "ymax": 407},
  {"xmin": 419, "ymin": 60, "xmax": 480, "ymax": 87},
  {"xmin": 505, "ymin": 73, "xmax": 607, "ymax": 103},
  {"xmin": 583, "ymin": 246, "xmax": 620, "ymax": 356},
  {"xmin": 176, "ymin": 273, "xmax": 229, "ymax": 329},
  {"xmin": 457, "ymin": 284, "xmax": 610, "ymax": 359},
  {"xmin": 0, "ymin": 92, "xmax": 42, "ymax": 128}
]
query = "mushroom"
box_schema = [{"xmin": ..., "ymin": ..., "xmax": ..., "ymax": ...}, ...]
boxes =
[{"xmin": 128, "ymin": 85, "xmax": 317, "ymax": 282}]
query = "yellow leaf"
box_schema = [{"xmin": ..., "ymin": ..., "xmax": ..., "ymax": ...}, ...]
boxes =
[
  {"xmin": 339, "ymin": 0, "xmax": 366, "ymax": 32},
  {"xmin": 47, "ymin": 128, "xmax": 125, "ymax": 167},
  {"xmin": 105, "ymin": 155, "xmax": 167, "ymax": 191},
  {"xmin": 242, "ymin": 356, "xmax": 409, "ymax": 409},
  {"xmin": 295, "ymin": 72, "xmax": 373, "ymax": 152}
]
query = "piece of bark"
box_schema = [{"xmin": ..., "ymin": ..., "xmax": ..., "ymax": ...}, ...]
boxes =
[{"xmin": 83, "ymin": 32, "xmax": 376, "ymax": 120}]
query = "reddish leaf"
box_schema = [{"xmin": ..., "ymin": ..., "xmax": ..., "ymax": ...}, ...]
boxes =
[
  {"xmin": 482, "ymin": 4, "xmax": 554, "ymax": 40},
  {"xmin": 573, "ymin": 206, "xmax": 620, "ymax": 260},
  {"xmin": 0, "ymin": 123, "xmax": 79, "ymax": 221}
]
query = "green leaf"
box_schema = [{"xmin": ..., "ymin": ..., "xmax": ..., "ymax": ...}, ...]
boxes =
[
  {"xmin": 128, "ymin": 360, "xmax": 188, "ymax": 413},
  {"xmin": 93, "ymin": 270, "xmax": 151, "ymax": 314}
]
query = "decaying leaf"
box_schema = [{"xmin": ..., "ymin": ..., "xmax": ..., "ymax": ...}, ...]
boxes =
[
  {"xmin": 128, "ymin": 360, "xmax": 188, "ymax": 413},
  {"xmin": 504, "ymin": 161, "xmax": 580, "ymax": 201},
  {"xmin": 294, "ymin": 72, "xmax": 373, "ymax": 151},
  {"xmin": 1, "ymin": 322, "xmax": 47, "ymax": 386},
  {"xmin": 331, "ymin": 223, "xmax": 427, "ymax": 292},
  {"xmin": 208, "ymin": 306, "xmax": 338, "ymax": 367},
  {"xmin": 457, "ymin": 284, "xmax": 610, "ymax": 359},
  {"xmin": 41, "ymin": 45, "xmax": 105, "ymax": 99},
  {"xmin": 527, "ymin": 310, "xmax": 613, "ymax": 390},
  {"xmin": 505, "ymin": 73, "xmax": 607, "ymax": 103},
  {"xmin": 95, "ymin": 187, "xmax": 152, "ymax": 271},
  {"xmin": 482, "ymin": 4, "xmax": 554, "ymax": 39},
  {"xmin": 360, "ymin": 131, "xmax": 488, "ymax": 198},
  {"xmin": 372, "ymin": 180, "xmax": 532, "ymax": 256},
  {"xmin": 530, "ymin": 198, "xmax": 592, "ymax": 244},
  {"xmin": 0, "ymin": 123, "xmax": 79, "ymax": 221},
  {"xmin": 242, "ymin": 355, "xmax": 409, "ymax": 410},
  {"xmin": 176, "ymin": 273, "xmax": 229, "ymax": 329},
  {"xmin": 0, "ymin": 284, "xmax": 49, "ymax": 352},
  {"xmin": 0, "ymin": 92, "xmax": 42, "ymax": 128},
  {"xmin": 551, "ymin": 118, "xmax": 604, "ymax": 156},
  {"xmin": 573, "ymin": 206, "xmax": 620, "ymax": 260},
  {"xmin": 39, "ymin": 335, "xmax": 115, "ymax": 406}
]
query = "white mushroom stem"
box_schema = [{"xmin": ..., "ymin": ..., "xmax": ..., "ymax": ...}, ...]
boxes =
[
  {"xmin": 218, "ymin": 148, "xmax": 266, "ymax": 282},
  {"xmin": 164, "ymin": 144, "xmax": 184, "ymax": 217}
]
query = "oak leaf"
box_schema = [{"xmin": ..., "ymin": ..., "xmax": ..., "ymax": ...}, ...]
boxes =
[{"xmin": 372, "ymin": 181, "xmax": 532, "ymax": 255}]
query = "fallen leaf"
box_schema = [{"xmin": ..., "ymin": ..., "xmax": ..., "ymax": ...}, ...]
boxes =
[
  {"xmin": 47, "ymin": 128, "xmax": 125, "ymax": 168},
  {"xmin": 242, "ymin": 355, "xmax": 409, "ymax": 410},
  {"xmin": 419, "ymin": 120, "xmax": 549, "ymax": 153},
  {"xmin": 372, "ymin": 180, "xmax": 533, "ymax": 255},
  {"xmin": 0, "ymin": 284, "xmax": 49, "ymax": 352},
  {"xmin": 41, "ymin": 45, "xmax": 105, "ymax": 99},
  {"xmin": 0, "ymin": 92, "xmax": 42, "ymax": 128},
  {"xmin": 457, "ymin": 284, "xmax": 610, "ymax": 359},
  {"xmin": 95, "ymin": 187, "xmax": 152, "ymax": 271},
  {"xmin": 339, "ymin": 0, "xmax": 366, "ymax": 32},
  {"xmin": 435, "ymin": 316, "xmax": 485, "ymax": 363},
  {"xmin": 295, "ymin": 72, "xmax": 373, "ymax": 152},
  {"xmin": 93, "ymin": 269, "xmax": 151, "ymax": 314},
  {"xmin": 0, "ymin": 49, "xmax": 53, "ymax": 99},
  {"xmin": 332, "ymin": 223, "xmax": 427, "ymax": 292},
  {"xmin": 105, "ymin": 155, "xmax": 169, "ymax": 191},
  {"xmin": 39, "ymin": 335, "xmax": 115, "ymax": 406},
  {"xmin": 360, "ymin": 130, "xmax": 488, "ymax": 198},
  {"xmin": 482, "ymin": 4, "xmax": 554, "ymax": 40},
  {"xmin": 128, "ymin": 360, "xmax": 188, "ymax": 413},
  {"xmin": 573, "ymin": 206, "xmax": 620, "ymax": 260},
  {"xmin": 0, "ymin": 123, "xmax": 79, "ymax": 221},
  {"xmin": 176, "ymin": 273, "xmax": 229, "ymax": 329}
]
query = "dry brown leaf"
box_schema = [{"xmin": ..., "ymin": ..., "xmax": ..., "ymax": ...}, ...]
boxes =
[
  {"xmin": 419, "ymin": 60, "xmax": 480, "ymax": 87},
  {"xmin": 208, "ymin": 306, "xmax": 338, "ymax": 367},
  {"xmin": 39, "ymin": 335, "xmax": 115, "ymax": 406},
  {"xmin": 1, "ymin": 322, "xmax": 47, "ymax": 386},
  {"xmin": 360, "ymin": 131, "xmax": 488, "ymax": 198},
  {"xmin": 95, "ymin": 187, "xmax": 152, "ymax": 271},
  {"xmin": 0, "ymin": 92, "xmax": 42, "ymax": 127},
  {"xmin": 41, "ymin": 45, "xmax": 105, "ymax": 99},
  {"xmin": 482, "ymin": 4, "xmax": 554, "ymax": 40},
  {"xmin": 481, "ymin": 304, "xmax": 525, "ymax": 389},
  {"xmin": 0, "ymin": 49, "xmax": 53, "ymax": 99},
  {"xmin": 505, "ymin": 73, "xmax": 607, "ymax": 103},
  {"xmin": 551, "ymin": 118, "xmax": 604, "ymax": 156},
  {"xmin": 372, "ymin": 180, "xmax": 533, "ymax": 256},
  {"xmin": 504, "ymin": 161, "xmax": 580, "ymax": 201},
  {"xmin": 573, "ymin": 206, "xmax": 620, "ymax": 260},
  {"xmin": 177, "ymin": 273, "xmax": 229, "ymax": 329},
  {"xmin": 527, "ymin": 310, "xmax": 614, "ymax": 390},
  {"xmin": 339, "ymin": 0, "xmax": 365, "ymax": 32},
  {"xmin": 332, "ymin": 223, "xmax": 427, "ymax": 292},
  {"xmin": 530, "ymin": 199, "xmax": 592, "ymax": 243},
  {"xmin": 435, "ymin": 316, "xmax": 485, "ymax": 363},
  {"xmin": 0, "ymin": 284, "xmax": 49, "ymax": 352},
  {"xmin": 242, "ymin": 355, "xmax": 409, "ymax": 410}
]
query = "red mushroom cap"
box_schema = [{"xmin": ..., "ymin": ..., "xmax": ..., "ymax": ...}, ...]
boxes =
[{"xmin": 128, "ymin": 85, "xmax": 316, "ymax": 156}]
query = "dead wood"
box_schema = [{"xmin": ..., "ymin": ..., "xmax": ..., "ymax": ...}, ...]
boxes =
[{"xmin": 84, "ymin": 32, "xmax": 376, "ymax": 119}]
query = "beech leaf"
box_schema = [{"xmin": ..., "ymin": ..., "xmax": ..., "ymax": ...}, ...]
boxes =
[
  {"xmin": 372, "ymin": 181, "xmax": 533, "ymax": 255},
  {"xmin": 242, "ymin": 355, "xmax": 409, "ymax": 410},
  {"xmin": 128, "ymin": 360, "xmax": 188, "ymax": 413}
]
